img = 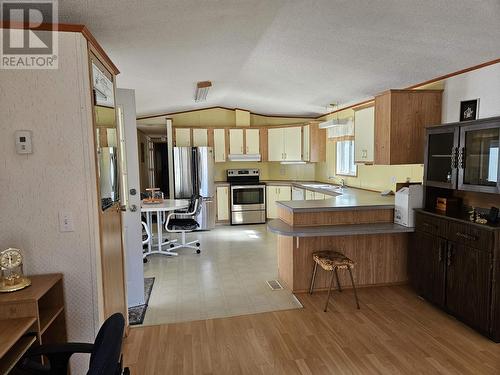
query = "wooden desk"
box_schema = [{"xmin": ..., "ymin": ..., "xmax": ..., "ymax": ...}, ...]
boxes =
[{"xmin": 0, "ymin": 274, "xmax": 67, "ymax": 374}]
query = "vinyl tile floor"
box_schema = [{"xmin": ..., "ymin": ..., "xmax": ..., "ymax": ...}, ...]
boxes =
[{"xmin": 142, "ymin": 224, "xmax": 302, "ymax": 326}]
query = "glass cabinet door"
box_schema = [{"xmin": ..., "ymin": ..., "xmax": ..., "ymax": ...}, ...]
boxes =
[
  {"xmin": 458, "ymin": 123, "xmax": 500, "ymax": 193},
  {"xmin": 424, "ymin": 128, "xmax": 459, "ymax": 189}
]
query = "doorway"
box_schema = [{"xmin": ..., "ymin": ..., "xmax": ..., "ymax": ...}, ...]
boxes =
[{"xmin": 152, "ymin": 141, "xmax": 169, "ymax": 196}]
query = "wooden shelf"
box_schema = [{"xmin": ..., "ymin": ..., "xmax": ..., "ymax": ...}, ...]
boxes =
[
  {"xmin": 39, "ymin": 306, "xmax": 64, "ymax": 335},
  {"xmin": 0, "ymin": 334, "xmax": 36, "ymax": 375}
]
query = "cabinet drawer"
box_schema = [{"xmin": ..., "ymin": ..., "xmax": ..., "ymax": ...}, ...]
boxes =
[
  {"xmin": 415, "ymin": 212, "xmax": 447, "ymax": 237},
  {"xmin": 447, "ymin": 221, "xmax": 493, "ymax": 252}
]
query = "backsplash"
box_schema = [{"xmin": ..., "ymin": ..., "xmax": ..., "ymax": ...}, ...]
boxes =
[{"xmin": 214, "ymin": 161, "xmax": 316, "ymax": 181}]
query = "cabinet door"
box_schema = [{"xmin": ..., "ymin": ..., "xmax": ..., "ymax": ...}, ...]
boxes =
[
  {"xmin": 268, "ymin": 128, "xmax": 284, "ymax": 161},
  {"xmin": 245, "ymin": 129, "xmax": 260, "ymax": 154},
  {"xmin": 412, "ymin": 231, "xmax": 446, "ymax": 307},
  {"xmin": 424, "ymin": 127, "xmax": 459, "ymax": 189},
  {"xmin": 192, "ymin": 128, "xmax": 208, "ymax": 147},
  {"xmin": 229, "ymin": 129, "xmax": 244, "ymax": 155},
  {"xmin": 283, "ymin": 127, "xmax": 302, "ymax": 161},
  {"xmin": 303, "ymin": 125, "xmax": 310, "ymax": 161},
  {"xmin": 305, "ymin": 190, "xmax": 315, "ymax": 200},
  {"xmin": 216, "ymin": 186, "xmax": 229, "ymax": 221},
  {"xmin": 175, "ymin": 128, "xmax": 191, "ymax": 147},
  {"xmin": 354, "ymin": 106, "xmax": 374, "ymax": 163},
  {"xmin": 278, "ymin": 186, "xmax": 291, "ymax": 201},
  {"xmin": 458, "ymin": 122, "xmax": 500, "ymax": 193},
  {"xmin": 314, "ymin": 192, "xmax": 325, "ymax": 200},
  {"xmin": 266, "ymin": 186, "xmax": 279, "ymax": 219},
  {"xmin": 213, "ymin": 129, "xmax": 226, "ymax": 162},
  {"xmin": 446, "ymin": 242, "xmax": 491, "ymax": 332}
]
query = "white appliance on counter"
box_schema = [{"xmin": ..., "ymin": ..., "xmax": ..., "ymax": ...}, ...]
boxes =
[
  {"xmin": 292, "ymin": 186, "xmax": 305, "ymax": 200},
  {"xmin": 394, "ymin": 184, "xmax": 424, "ymax": 227}
]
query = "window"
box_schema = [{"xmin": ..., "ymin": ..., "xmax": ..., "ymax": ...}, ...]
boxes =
[{"xmin": 336, "ymin": 140, "xmax": 357, "ymax": 176}]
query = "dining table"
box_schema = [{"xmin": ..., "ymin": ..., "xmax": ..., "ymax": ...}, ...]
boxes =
[{"xmin": 141, "ymin": 199, "xmax": 190, "ymax": 258}]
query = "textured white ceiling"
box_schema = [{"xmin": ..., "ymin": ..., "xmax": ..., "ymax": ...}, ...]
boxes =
[{"xmin": 59, "ymin": 0, "xmax": 500, "ymax": 117}]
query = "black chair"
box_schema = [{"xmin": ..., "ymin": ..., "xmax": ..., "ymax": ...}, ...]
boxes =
[
  {"xmin": 18, "ymin": 313, "xmax": 129, "ymax": 375},
  {"xmin": 165, "ymin": 195, "xmax": 202, "ymax": 254}
]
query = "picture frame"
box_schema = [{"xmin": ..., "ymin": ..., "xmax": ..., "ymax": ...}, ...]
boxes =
[{"xmin": 459, "ymin": 99, "xmax": 479, "ymax": 122}]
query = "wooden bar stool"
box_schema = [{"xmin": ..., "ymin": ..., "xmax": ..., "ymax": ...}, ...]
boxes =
[{"xmin": 309, "ymin": 250, "xmax": 360, "ymax": 312}]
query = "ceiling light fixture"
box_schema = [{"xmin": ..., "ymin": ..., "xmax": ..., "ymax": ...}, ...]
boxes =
[{"xmin": 195, "ymin": 81, "xmax": 212, "ymax": 102}]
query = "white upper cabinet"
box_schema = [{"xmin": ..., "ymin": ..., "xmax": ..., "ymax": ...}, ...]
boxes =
[
  {"xmin": 175, "ymin": 128, "xmax": 191, "ymax": 147},
  {"xmin": 354, "ymin": 105, "xmax": 375, "ymax": 163},
  {"xmin": 192, "ymin": 128, "xmax": 208, "ymax": 146},
  {"xmin": 267, "ymin": 127, "xmax": 302, "ymax": 161},
  {"xmin": 245, "ymin": 129, "xmax": 260, "ymax": 154},
  {"xmin": 267, "ymin": 128, "xmax": 285, "ymax": 161},
  {"xmin": 283, "ymin": 127, "xmax": 302, "ymax": 161},
  {"xmin": 213, "ymin": 128, "xmax": 226, "ymax": 162},
  {"xmin": 229, "ymin": 129, "xmax": 244, "ymax": 155},
  {"xmin": 303, "ymin": 125, "xmax": 310, "ymax": 162}
]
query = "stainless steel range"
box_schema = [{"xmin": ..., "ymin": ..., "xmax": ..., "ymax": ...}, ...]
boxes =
[{"xmin": 227, "ymin": 169, "xmax": 266, "ymax": 225}]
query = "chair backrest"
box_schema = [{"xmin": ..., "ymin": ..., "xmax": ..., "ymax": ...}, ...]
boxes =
[
  {"xmin": 188, "ymin": 195, "xmax": 203, "ymax": 217},
  {"xmin": 88, "ymin": 313, "xmax": 125, "ymax": 375}
]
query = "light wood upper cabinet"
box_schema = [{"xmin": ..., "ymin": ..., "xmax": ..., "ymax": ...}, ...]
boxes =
[
  {"xmin": 213, "ymin": 128, "xmax": 226, "ymax": 162},
  {"xmin": 354, "ymin": 105, "xmax": 375, "ymax": 163},
  {"xmin": 229, "ymin": 129, "xmax": 244, "ymax": 155},
  {"xmin": 303, "ymin": 125, "xmax": 310, "ymax": 161},
  {"xmin": 192, "ymin": 128, "xmax": 208, "ymax": 147},
  {"xmin": 267, "ymin": 128, "xmax": 285, "ymax": 161},
  {"xmin": 302, "ymin": 121, "xmax": 325, "ymax": 162},
  {"xmin": 216, "ymin": 186, "xmax": 229, "ymax": 221},
  {"xmin": 245, "ymin": 128, "xmax": 260, "ymax": 154},
  {"xmin": 374, "ymin": 89, "xmax": 442, "ymax": 165},
  {"xmin": 175, "ymin": 128, "xmax": 191, "ymax": 147}
]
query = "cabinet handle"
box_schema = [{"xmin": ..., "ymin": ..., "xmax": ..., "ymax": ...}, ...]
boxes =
[
  {"xmin": 458, "ymin": 147, "xmax": 466, "ymax": 169},
  {"xmin": 438, "ymin": 242, "xmax": 443, "ymax": 262},
  {"xmin": 455, "ymin": 232, "xmax": 477, "ymax": 241},
  {"xmin": 447, "ymin": 244, "xmax": 453, "ymax": 266},
  {"xmin": 450, "ymin": 147, "xmax": 458, "ymax": 169}
]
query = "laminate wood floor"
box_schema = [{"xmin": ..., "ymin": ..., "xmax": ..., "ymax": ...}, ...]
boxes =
[{"xmin": 123, "ymin": 285, "xmax": 500, "ymax": 374}]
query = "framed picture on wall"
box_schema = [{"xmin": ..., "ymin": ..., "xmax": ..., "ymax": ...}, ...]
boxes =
[{"xmin": 459, "ymin": 99, "xmax": 479, "ymax": 122}]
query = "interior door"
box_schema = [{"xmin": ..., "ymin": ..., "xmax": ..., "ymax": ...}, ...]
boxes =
[
  {"xmin": 116, "ymin": 89, "xmax": 145, "ymax": 308},
  {"xmin": 90, "ymin": 53, "xmax": 128, "ymax": 322},
  {"xmin": 446, "ymin": 242, "xmax": 491, "ymax": 332},
  {"xmin": 284, "ymin": 127, "xmax": 302, "ymax": 161}
]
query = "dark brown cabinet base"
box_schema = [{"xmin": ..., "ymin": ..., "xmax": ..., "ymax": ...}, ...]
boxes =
[{"xmin": 410, "ymin": 210, "xmax": 500, "ymax": 341}]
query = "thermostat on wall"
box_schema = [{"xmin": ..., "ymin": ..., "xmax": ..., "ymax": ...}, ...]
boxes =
[{"xmin": 15, "ymin": 130, "xmax": 33, "ymax": 154}]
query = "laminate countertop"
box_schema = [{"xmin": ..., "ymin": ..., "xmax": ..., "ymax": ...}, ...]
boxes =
[
  {"xmin": 276, "ymin": 186, "xmax": 395, "ymax": 212},
  {"xmin": 267, "ymin": 219, "xmax": 413, "ymax": 237}
]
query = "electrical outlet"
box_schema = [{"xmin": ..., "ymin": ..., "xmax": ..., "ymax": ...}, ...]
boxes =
[{"xmin": 59, "ymin": 211, "xmax": 74, "ymax": 232}]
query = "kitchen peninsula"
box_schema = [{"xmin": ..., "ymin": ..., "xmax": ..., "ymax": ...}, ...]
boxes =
[{"xmin": 268, "ymin": 187, "xmax": 413, "ymax": 292}]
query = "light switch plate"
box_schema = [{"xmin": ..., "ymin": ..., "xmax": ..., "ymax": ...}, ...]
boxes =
[
  {"xmin": 59, "ymin": 211, "xmax": 74, "ymax": 232},
  {"xmin": 15, "ymin": 130, "xmax": 33, "ymax": 154}
]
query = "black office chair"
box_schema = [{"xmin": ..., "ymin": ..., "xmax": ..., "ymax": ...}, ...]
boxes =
[
  {"xmin": 18, "ymin": 313, "xmax": 129, "ymax": 375},
  {"xmin": 165, "ymin": 195, "xmax": 202, "ymax": 254}
]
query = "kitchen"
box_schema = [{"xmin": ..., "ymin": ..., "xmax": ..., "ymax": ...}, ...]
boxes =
[{"xmin": 2, "ymin": 4, "xmax": 500, "ymax": 373}]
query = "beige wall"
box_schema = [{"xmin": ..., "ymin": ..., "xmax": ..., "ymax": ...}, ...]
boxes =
[{"xmin": 0, "ymin": 32, "xmax": 100, "ymax": 373}]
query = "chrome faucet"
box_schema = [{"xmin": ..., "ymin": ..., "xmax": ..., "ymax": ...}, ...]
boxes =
[{"xmin": 339, "ymin": 178, "xmax": 345, "ymax": 188}]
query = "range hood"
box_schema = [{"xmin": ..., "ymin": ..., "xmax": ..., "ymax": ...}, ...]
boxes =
[{"xmin": 228, "ymin": 154, "xmax": 261, "ymax": 162}]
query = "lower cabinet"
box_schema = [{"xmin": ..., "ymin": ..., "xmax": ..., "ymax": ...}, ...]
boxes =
[
  {"xmin": 266, "ymin": 185, "xmax": 291, "ymax": 219},
  {"xmin": 216, "ymin": 186, "xmax": 229, "ymax": 221},
  {"xmin": 410, "ymin": 211, "xmax": 498, "ymax": 340}
]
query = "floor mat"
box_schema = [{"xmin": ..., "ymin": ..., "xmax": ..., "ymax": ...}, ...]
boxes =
[{"xmin": 128, "ymin": 277, "xmax": 155, "ymax": 325}]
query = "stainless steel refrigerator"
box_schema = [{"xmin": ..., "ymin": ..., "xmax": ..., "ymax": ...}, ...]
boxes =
[{"xmin": 173, "ymin": 147, "xmax": 216, "ymax": 230}]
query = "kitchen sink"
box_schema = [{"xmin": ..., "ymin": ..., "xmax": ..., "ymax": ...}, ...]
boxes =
[{"xmin": 301, "ymin": 183, "xmax": 342, "ymax": 191}]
